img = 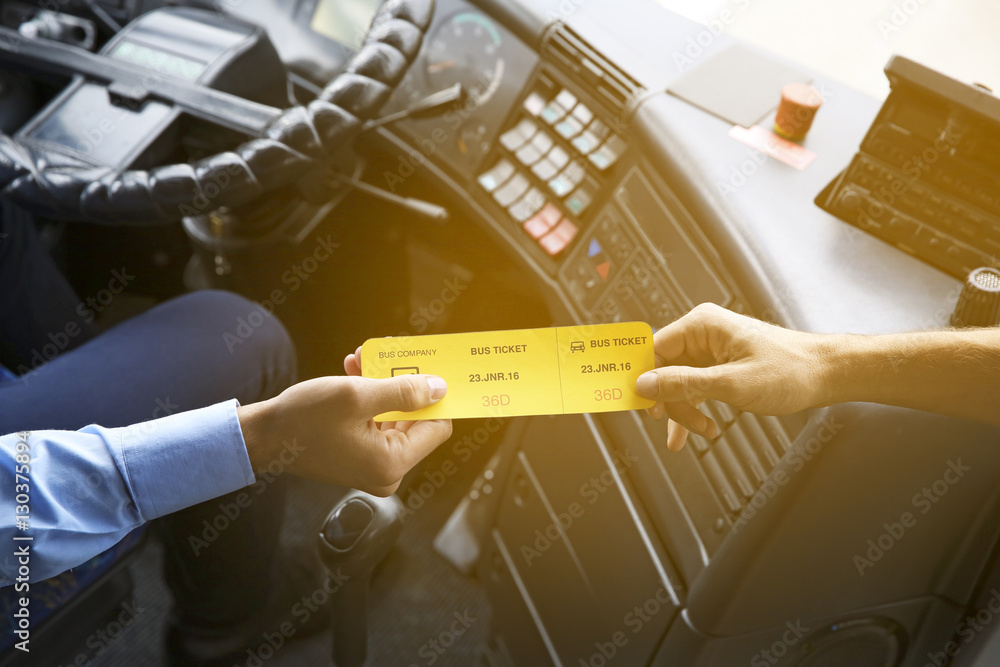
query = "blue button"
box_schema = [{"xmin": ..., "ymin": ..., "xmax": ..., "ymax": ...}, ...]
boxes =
[{"xmin": 588, "ymin": 239, "xmax": 601, "ymax": 257}]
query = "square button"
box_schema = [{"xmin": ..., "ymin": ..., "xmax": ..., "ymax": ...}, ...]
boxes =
[
  {"xmin": 566, "ymin": 187, "xmax": 593, "ymax": 216},
  {"xmin": 523, "ymin": 91, "xmax": 546, "ymax": 117},
  {"xmin": 561, "ymin": 160, "xmax": 587, "ymax": 189},
  {"xmin": 530, "ymin": 131, "xmax": 554, "ymax": 154},
  {"xmin": 604, "ymin": 135, "xmax": 627, "ymax": 156},
  {"xmin": 524, "ymin": 216, "xmax": 552, "ymax": 240},
  {"xmin": 589, "ymin": 136, "xmax": 625, "ymax": 170},
  {"xmin": 509, "ymin": 188, "xmax": 545, "ymax": 222},
  {"xmin": 555, "ymin": 116, "xmax": 584, "ymax": 140},
  {"xmin": 523, "ymin": 204, "xmax": 559, "ymax": 239},
  {"xmin": 539, "ymin": 231, "xmax": 568, "ymax": 256},
  {"xmin": 515, "ymin": 143, "xmax": 543, "ymax": 166},
  {"xmin": 538, "ymin": 202, "xmax": 563, "ymax": 227},
  {"xmin": 571, "ymin": 131, "xmax": 599, "ymax": 155},
  {"xmin": 493, "ymin": 173, "xmax": 530, "ymax": 207},
  {"xmin": 547, "ymin": 146, "xmax": 569, "ymax": 170},
  {"xmin": 572, "ymin": 103, "xmax": 594, "ymax": 126},
  {"xmin": 590, "ymin": 150, "xmax": 611, "ymax": 171},
  {"xmin": 477, "ymin": 158, "xmax": 514, "ymax": 193},
  {"xmin": 532, "ymin": 159, "xmax": 559, "ymax": 181},
  {"xmin": 553, "ymin": 218, "xmax": 578, "ymax": 242},
  {"xmin": 589, "ymin": 148, "xmax": 614, "ymax": 171},
  {"xmin": 588, "ymin": 119, "xmax": 610, "ymax": 140},
  {"xmin": 540, "ymin": 102, "xmax": 567, "ymax": 125},
  {"xmin": 500, "ymin": 119, "xmax": 538, "ymax": 151},
  {"xmin": 524, "ymin": 187, "xmax": 547, "ymax": 210},
  {"xmin": 538, "ymin": 219, "xmax": 579, "ymax": 256},
  {"xmin": 555, "ymin": 89, "xmax": 578, "ymax": 110},
  {"xmin": 548, "ymin": 175, "xmax": 574, "ymax": 198}
]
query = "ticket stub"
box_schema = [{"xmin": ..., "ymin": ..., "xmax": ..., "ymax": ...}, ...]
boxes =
[{"xmin": 360, "ymin": 322, "xmax": 656, "ymax": 421}]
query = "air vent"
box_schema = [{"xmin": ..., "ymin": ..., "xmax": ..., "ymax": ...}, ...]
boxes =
[
  {"xmin": 543, "ymin": 25, "xmax": 644, "ymax": 117},
  {"xmin": 694, "ymin": 410, "xmax": 804, "ymax": 520}
]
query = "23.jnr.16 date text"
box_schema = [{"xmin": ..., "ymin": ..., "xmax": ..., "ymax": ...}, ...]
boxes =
[
  {"xmin": 469, "ymin": 371, "xmax": 520, "ymax": 382},
  {"xmin": 580, "ymin": 362, "xmax": 631, "ymax": 373}
]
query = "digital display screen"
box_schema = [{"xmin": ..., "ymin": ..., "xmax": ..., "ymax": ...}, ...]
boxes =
[{"xmin": 310, "ymin": 0, "xmax": 383, "ymax": 49}]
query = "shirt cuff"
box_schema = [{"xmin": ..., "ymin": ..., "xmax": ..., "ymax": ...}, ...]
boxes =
[{"xmin": 112, "ymin": 399, "xmax": 256, "ymax": 520}]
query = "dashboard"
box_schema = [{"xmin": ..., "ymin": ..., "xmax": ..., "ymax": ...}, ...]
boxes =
[
  {"xmin": 336, "ymin": 1, "xmax": 1000, "ymax": 666},
  {"xmin": 376, "ymin": 3, "xmax": 1000, "ymax": 667},
  {"xmin": 131, "ymin": 0, "xmax": 1000, "ymax": 665}
]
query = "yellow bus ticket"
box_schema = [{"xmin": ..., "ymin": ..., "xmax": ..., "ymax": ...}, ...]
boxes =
[{"xmin": 360, "ymin": 322, "xmax": 656, "ymax": 421}]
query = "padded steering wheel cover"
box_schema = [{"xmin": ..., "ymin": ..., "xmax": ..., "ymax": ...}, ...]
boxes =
[{"xmin": 0, "ymin": 0, "xmax": 434, "ymax": 223}]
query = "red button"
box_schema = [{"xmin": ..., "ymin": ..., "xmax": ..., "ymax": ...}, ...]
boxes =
[
  {"xmin": 523, "ymin": 216, "xmax": 551, "ymax": 240},
  {"xmin": 539, "ymin": 232, "xmax": 568, "ymax": 256},
  {"xmin": 523, "ymin": 204, "xmax": 561, "ymax": 240},
  {"xmin": 552, "ymin": 218, "xmax": 578, "ymax": 242},
  {"xmin": 538, "ymin": 203, "xmax": 562, "ymax": 226},
  {"xmin": 596, "ymin": 261, "xmax": 611, "ymax": 280},
  {"xmin": 538, "ymin": 219, "xmax": 578, "ymax": 257}
]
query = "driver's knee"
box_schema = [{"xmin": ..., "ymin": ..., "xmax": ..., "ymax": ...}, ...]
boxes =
[{"xmin": 147, "ymin": 289, "xmax": 298, "ymax": 404}]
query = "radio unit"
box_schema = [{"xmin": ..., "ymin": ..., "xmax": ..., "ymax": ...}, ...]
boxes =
[{"xmin": 817, "ymin": 56, "xmax": 1000, "ymax": 279}]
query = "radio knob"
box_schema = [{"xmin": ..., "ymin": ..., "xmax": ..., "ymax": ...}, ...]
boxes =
[
  {"xmin": 838, "ymin": 189, "xmax": 862, "ymax": 213},
  {"xmin": 951, "ymin": 267, "xmax": 1000, "ymax": 327}
]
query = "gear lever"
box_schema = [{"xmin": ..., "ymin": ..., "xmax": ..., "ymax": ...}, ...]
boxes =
[{"xmin": 318, "ymin": 490, "xmax": 405, "ymax": 667}]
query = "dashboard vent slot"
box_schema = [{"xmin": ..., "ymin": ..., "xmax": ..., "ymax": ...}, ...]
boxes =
[
  {"xmin": 543, "ymin": 25, "xmax": 643, "ymax": 116},
  {"xmin": 694, "ymin": 410, "xmax": 806, "ymax": 521}
]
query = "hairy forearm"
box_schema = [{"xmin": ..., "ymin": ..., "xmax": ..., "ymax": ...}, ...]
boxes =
[{"xmin": 815, "ymin": 328, "xmax": 1000, "ymax": 424}]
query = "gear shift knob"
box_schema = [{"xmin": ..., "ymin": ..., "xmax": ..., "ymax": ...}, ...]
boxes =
[{"xmin": 318, "ymin": 490, "xmax": 404, "ymax": 667}]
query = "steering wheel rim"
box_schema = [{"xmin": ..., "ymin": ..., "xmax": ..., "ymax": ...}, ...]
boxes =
[{"xmin": 0, "ymin": 0, "xmax": 434, "ymax": 224}]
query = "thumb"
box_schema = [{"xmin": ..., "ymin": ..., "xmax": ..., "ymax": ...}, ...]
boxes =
[
  {"xmin": 361, "ymin": 374, "xmax": 448, "ymax": 415},
  {"xmin": 635, "ymin": 365, "xmax": 727, "ymax": 404}
]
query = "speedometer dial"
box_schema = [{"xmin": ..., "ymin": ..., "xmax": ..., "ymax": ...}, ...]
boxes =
[
  {"xmin": 425, "ymin": 12, "xmax": 505, "ymax": 111},
  {"xmin": 384, "ymin": 2, "xmax": 538, "ymax": 176}
]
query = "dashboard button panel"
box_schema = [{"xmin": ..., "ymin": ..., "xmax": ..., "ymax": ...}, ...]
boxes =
[{"xmin": 476, "ymin": 72, "xmax": 628, "ymax": 260}]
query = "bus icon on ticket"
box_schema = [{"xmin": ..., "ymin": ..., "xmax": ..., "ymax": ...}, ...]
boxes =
[
  {"xmin": 570, "ymin": 341, "xmax": 585, "ymax": 353},
  {"xmin": 391, "ymin": 366, "xmax": 420, "ymax": 376}
]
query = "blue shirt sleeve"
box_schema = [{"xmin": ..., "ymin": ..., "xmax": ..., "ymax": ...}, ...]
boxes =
[{"xmin": 0, "ymin": 400, "xmax": 255, "ymax": 586}]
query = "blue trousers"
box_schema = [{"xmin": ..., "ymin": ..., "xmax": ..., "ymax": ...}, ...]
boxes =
[{"xmin": 0, "ymin": 204, "xmax": 298, "ymax": 630}]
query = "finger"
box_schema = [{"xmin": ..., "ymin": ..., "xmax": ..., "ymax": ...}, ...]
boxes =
[
  {"xmin": 652, "ymin": 306, "xmax": 719, "ymax": 363},
  {"xmin": 652, "ymin": 303, "xmax": 736, "ymax": 366},
  {"xmin": 651, "ymin": 318, "xmax": 693, "ymax": 366},
  {"xmin": 344, "ymin": 346, "xmax": 364, "ymax": 376},
  {"xmin": 357, "ymin": 374, "xmax": 448, "ymax": 415},
  {"xmin": 666, "ymin": 419, "xmax": 690, "ymax": 452},
  {"xmin": 386, "ymin": 418, "xmax": 453, "ymax": 470},
  {"xmin": 662, "ymin": 400, "xmax": 717, "ymax": 439},
  {"xmin": 645, "ymin": 402, "xmax": 666, "ymax": 420},
  {"xmin": 636, "ymin": 365, "xmax": 727, "ymax": 404},
  {"xmin": 379, "ymin": 420, "xmax": 417, "ymax": 434},
  {"xmin": 392, "ymin": 420, "xmax": 417, "ymax": 434},
  {"xmin": 345, "ymin": 354, "xmax": 361, "ymax": 376}
]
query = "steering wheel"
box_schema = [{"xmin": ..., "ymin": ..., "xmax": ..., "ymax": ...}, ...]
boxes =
[{"xmin": 0, "ymin": 0, "xmax": 433, "ymax": 224}]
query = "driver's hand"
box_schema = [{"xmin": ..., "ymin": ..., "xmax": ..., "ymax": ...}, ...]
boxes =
[
  {"xmin": 238, "ymin": 348, "xmax": 451, "ymax": 495},
  {"xmin": 636, "ymin": 303, "xmax": 825, "ymax": 452}
]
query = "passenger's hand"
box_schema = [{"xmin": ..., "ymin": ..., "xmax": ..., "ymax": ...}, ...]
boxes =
[
  {"xmin": 238, "ymin": 351, "xmax": 452, "ymax": 495},
  {"xmin": 635, "ymin": 303, "xmax": 825, "ymax": 451}
]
